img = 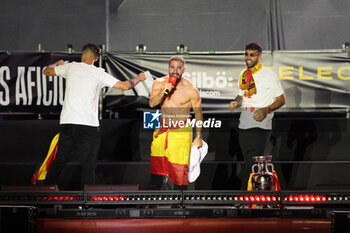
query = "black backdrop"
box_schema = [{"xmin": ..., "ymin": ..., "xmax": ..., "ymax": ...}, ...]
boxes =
[{"xmin": 0, "ymin": 117, "xmax": 349, "ymax": 191}]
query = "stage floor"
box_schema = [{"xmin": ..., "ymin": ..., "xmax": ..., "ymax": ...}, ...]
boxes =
[{"xmin": 37, "ymin": 218, "xmax": 331, "ymax": 233}]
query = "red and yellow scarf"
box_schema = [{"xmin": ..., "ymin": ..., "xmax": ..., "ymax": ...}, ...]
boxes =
[{"xmin": 239, "ymin": 62, "xmax": 262, "ymax": 97}]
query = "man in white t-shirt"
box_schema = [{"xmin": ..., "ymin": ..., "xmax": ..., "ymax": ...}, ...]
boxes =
[
  {"xmin": 229, "ymin": 42, "xmax": 285, "ymax": 189},
  {"xmin": 43, "ymin": 43, "xmax": 146, "ymax": 188}
]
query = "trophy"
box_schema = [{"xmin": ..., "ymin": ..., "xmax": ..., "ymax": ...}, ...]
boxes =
[{"xmin": 251, "ymin": 155, "xmax": 275, "ymax": 191}]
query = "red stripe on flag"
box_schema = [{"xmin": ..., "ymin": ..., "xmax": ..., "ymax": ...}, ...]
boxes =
[
  {"xmin": 150, "ymin": 156, "xmax": 168, "ymax": 176},
  {"xmin": 151, "ymin": 156, "xmax": 189, "ymax": 186},
  {"xmin": 45, "ymin": 144, "xmax": 58, "ymax": 171}
]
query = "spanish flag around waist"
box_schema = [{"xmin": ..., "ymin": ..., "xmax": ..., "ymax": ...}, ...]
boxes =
[
  {"xmin": 31, "ymin": 133, "xmax": 59, "ymax": 184},
  {"xmin": 151, "ymin": 123, "xmax": 192, "ymax": 186}
]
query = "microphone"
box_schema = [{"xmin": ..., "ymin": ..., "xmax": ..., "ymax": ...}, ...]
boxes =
[{"xmin": 164, "ymin": 75, "xmax": 178, "ymax": 96}]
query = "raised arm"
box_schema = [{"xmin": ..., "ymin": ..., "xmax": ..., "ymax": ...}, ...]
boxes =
[
  {"xmin": 43, "ymin": 60, "xmax": 65, "ymax": 76},
  {"xmin": 113, "ymin": 72, "xmax": 146, "ymax": 91},
  {"xmin": 149, "ymin": 78, "xmax": 166, "ymax": 108}
]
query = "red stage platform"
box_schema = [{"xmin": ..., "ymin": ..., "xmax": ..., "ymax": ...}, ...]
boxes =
[
  {"xmin": 38, "ymin": 218, "xmax": 331, "ymax": 233},
  {"xmin": 2, "ymin": 188, "xmax": 350, "ymax": 233}
]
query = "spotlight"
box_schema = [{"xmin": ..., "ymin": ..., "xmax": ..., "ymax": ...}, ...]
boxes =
[
  {"xmin": 37, "ymin": 43, "xmax": 42, "ymax": 52},
  {"xmin": 67, "ymin": 44, "xmax": 73, "ymax": 54},
  {"xmin": 343, "ymin": 42, "xmax": 350, "ymax": 58},
  {"xmin": 136, "ymin": 44, "xmax": 146, "ymax": 53},
  {"xmin": 100, "ymin": 44, "xmax": 106, "ymax": 54},
  {"xmin": 177, "ymin": 44, "xmax": 188, "ymax": 54}
]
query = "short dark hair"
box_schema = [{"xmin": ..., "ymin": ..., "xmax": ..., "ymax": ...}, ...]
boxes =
[
  {"xmin": 168, "ymin": 56, "xmax": 185, "ymax": 66},
  {"xmin": 82, "ymin": 43, "xmax": 100, "ymax": 58},
  {"xmin": 245, "ymin": 42, "xmax": 263, "ymax": 53}
]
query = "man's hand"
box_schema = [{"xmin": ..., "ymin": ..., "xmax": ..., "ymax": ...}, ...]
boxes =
[
  {"xmin": 192, "ymin": 137, "xmax": 203, "ymax": 148},
  {"xmin": 47, "ymin": 60, "xmax": 65, "ymax": 68},
  {"xmin": 229, "ymin": 96, "xmax": 243, "ymax": 112},
  {"xmin": 44, "ymin": 60, "xmax": 66, "ymax": 76},
  {"xmin": 56, "ymin": 60, "xmax": 65, "ymax": 66},
  {"xmin": 229, "ymin": 101, "xmax": 238, "ymax": 112},
  {"xmin": 253, "ymin": 94, "xmax": 285, "ymax": 122},
  {"xmin": 137, "ymin": 72, "xmax": 146, "ymax": 81},
  {"xmin": 253, "ymin": 107, "xmax": 269, "ymax": 122},
  {"xmin": 164, "ymin": 82, "xmax": 175, "ymax": 95}
]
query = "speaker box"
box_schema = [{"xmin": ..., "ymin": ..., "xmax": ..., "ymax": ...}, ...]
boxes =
[
  {"xmin": 331, "ymin": 211, "xmax": 350, "ymax": 233},
  {"xmin": 0, "ymin": 206, "xmax": 37, "ymax": 233}
]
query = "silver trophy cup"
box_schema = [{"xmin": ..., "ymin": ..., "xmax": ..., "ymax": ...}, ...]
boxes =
[{"xmin": 251, "ymin": 155, "xmax": 275, "ymax": 191}]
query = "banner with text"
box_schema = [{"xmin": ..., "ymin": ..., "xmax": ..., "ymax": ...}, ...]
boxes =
[
  {"xmin": 1, "ymin": 51, "xmax": 349, "ymax": 114},
  {"xmin": 104, "ymin": 51, "xmax": 350, "ymax": 114},
  {"xmin": 0, "ymin": 52, "xmax": 80, "ymax": 113}
]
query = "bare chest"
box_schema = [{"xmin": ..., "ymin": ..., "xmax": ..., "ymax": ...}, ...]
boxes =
[{"xmin": 163, "ymin": 88, "xmax": 191, "ymax": 107}]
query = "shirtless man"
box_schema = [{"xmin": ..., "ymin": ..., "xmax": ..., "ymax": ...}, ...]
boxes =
[{"xmin": 149, "ymin": 56, "xmax": 203, "ymax": 189}]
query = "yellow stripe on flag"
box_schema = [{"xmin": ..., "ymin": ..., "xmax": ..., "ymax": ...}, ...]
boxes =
[{"xmin": 31, "ymin": 133, "xmax": 59, "ymax": 184}]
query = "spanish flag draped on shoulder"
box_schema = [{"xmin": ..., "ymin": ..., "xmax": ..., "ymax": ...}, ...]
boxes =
[{"xmin": 31, "ymin": 133, "xmax": 59, "ymax": 184}]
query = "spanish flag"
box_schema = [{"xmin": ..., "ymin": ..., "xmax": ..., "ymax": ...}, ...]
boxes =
[
  {"xmin": 151, "ymin": 126, "xmax": 192, "ymax": 186},
  {"xmin": 31, "ymin": 133, "xmax": 59, "ymax": 184}
]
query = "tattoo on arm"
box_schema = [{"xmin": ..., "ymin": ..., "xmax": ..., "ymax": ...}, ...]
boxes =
[{"xmin": 234, "ymin": 95, "xmax": 243, "ymax": 107}]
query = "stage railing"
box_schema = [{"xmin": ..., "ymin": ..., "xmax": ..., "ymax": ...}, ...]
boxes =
[{"xmin": 1, "ymin": 189, "xmax": 350, "ymax": 207}]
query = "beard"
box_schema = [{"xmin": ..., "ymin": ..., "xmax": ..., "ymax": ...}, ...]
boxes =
[{"xmin": 245, "ymin": 59, "xmax": 258, "ymax": 68}]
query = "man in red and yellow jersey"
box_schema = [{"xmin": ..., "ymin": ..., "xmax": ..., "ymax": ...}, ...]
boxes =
[{"xmin": 149, "ymin": 56, "xmax": 203, "ymax": 190}]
